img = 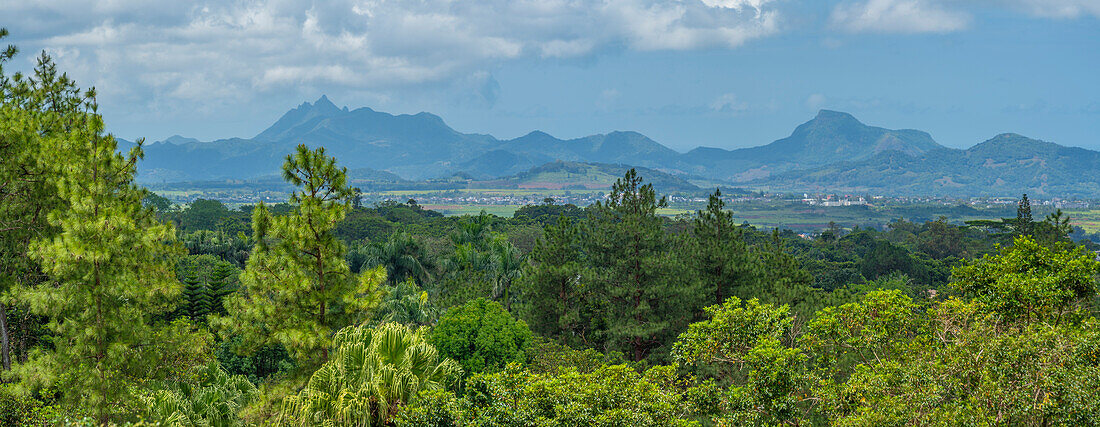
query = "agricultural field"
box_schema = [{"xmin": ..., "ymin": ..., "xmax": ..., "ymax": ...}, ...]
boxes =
[{"xmin": 1067, "ymin": 209, "xmax": 1100, "ymax": 233}]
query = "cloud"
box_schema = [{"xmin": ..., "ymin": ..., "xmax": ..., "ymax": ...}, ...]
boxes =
[
  {"xmin": 1004, "ymin": 0, "xmax": 1100, "ymax": 19},
  {"xmin": 1, "ymin": 0, "xmax": 783, "ymax": 114},
  {"xmin": 830, "ymin": 0, "xmax": 970, "ymax": 33},
  {"xmin": 806, "ymin": 93, "xmax": 827, "ymax": 110},
  {"xmin": 710, "ymin": 93, "xmax": 750, "ymax": 113},
  {"xmin": 830, "ymin": 0, "xmax": 1100, "ymax": 34}
]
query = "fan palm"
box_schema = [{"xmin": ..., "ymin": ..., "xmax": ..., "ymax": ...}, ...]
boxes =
[
  {"xmin": 143, "ymin": 361, "xmax": 259, "ymax": 426},
  {"xmin": 366, "ymin": 232, "xmax": 434, "ymax": 286},
  {"xmin": 280, "ymin": 322, "xmax": 462, "ymax": 426}
]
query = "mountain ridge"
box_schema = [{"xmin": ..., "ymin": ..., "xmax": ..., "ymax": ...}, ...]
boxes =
[{"xmin": 133, "ymin": 96, "xmax": 1098, "ymax": 196}]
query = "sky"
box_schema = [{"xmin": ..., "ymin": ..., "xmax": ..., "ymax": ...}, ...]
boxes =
[{"xmin": 2, "ymin": 0, "xmax": 1098, "ymax": 152}]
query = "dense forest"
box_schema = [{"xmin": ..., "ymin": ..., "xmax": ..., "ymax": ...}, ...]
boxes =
[{"xmin": 3, "ymin": 33, "xmax": 1100, "ymax": 426}]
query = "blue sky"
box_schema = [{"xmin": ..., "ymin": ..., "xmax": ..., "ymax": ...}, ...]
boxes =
[{"xmin": 3, "ymin": 0, "xmax": 1098, "ymax": 151}]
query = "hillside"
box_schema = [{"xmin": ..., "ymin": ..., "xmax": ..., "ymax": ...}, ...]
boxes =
[
  {"xmin": 680, "ymin": 110, "xmax": 944, "ymax": 181},
  {"xmin": 756, "ymin": 134, "xmax": 1100, "ymax": 196},
  {"xmin": 132, "ymin": 96, "xmax": 1100, "ymax": 197},
  {"xmin": 475, "ymin": 161, "xmax": 700, "ymax": 193}
]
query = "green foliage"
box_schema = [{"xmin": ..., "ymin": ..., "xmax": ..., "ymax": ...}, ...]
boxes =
[
  {"xmin": 430, "ymin": 298, "xmax": 532, "ymax": 376},
  {"xmin": 172, "ymin": 255, "xmax": 239, "ymax": 324},
  {"xmin": 142, "ymin": 361, "xmax": 258, "ymax": 426},
  {"xmin": 215, "ymin": 335, "xmax": 296, "ymax": 384},
  {"xmin": 672, "ymin": 297, "xmax": 810, "ymax": 425},
  {"xmin": 4, "ymin": 51, "xmax": 210, "ymax": 422},
  {"xmin": 142, "ymin": 191, "xmax": 172, "ymax": 212},
  {"xmin": 522, "ymin": 336, "xmax": 626, "ymax": 374},
  {"xmin": 362, "ymin": 232, "xmax": 434, "ymax": 285},
  {"xmin": 281, "ymin": 322, "xmax": 462, "ymax": 426},
  {"xmin": 585, "ymin": 169, "xmax": 701, "ymax": 361},
  {"xmin": 952, "ymin": 235, "xmax": 1099, "ymax": 323},
  {"xmin": 174, "ymin": 199, "xmax": 239, "ymax": 233},
  {"xmin": 516, "ymin": 216, "xmax": 595, "ymax": 348},
  {"xmin": 802, "ymin": 289, "xmax": 920, "ymax": 374},
  {"xmin": 457, "ymin": 363, "xmax": 697, "ymax": 426},
  {"xmin": 375, "ymin": 279, "xmax": 439, "ymax": 326},
  {"xmin": 0, "ymin": 385, "xmax": 59, "ymax": 427},
  {"xmin": 214, "ymin": 145, "xmax": 385, "ymax": 369},
  {"xmin": 691, "ymin": 189, "xmax": 760, "ymax": 307}
]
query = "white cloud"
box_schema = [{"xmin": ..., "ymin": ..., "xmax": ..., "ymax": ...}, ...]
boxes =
[
  {"xmin": 831, "ymin": 0, "xmax": 970, "ymax": 33},
  {"xmin": 1004, "ymin": 0, "xmax": 1100, "ymax": 19},
  {"xmin": 710, "ymin": 93, "xmax": 750, "ymax": 113},
  {"xmin": 806, "ymin": 93, "xmax": 827, "ymax": 110},
  {"xmin": 1, "ymin": 0, "xmax": 783, "ymax": 113}
]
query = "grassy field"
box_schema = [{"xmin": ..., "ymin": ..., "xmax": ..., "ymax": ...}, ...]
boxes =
[
  {"xmin": 1067, "ymin": 210, "xmax": 1100, "ymax": 233},
  {"xmin": 419, "ymin": 204, "xmax": 526, "ymax": 217},
  {"xmin": 374, "ymin": 188, "xmax": 605, "ymax": 197}
]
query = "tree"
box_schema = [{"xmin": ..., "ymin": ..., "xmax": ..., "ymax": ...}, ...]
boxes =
[
  {"xmin": 213, "ymin": 145, "xmax": 384, "ymax": 369},
  {"xmin": 365, "ymin": 232, "xmax": 434, "ymax": 286},
  {"xmin": 142, "ymin": 361, "xmax": 258, "ymax": 426},
  {"xmin": 281, "ymin": 322, "xmax": 462, "ymax": 426},
  {"xmin": 488, "ymin": 236, "xmax": 523, "ymax": 311},
  {"xmin": 952, "ymin": 235, "xmax": 1098, "ymax": 324},
  {"xmin": 142, "ymin": 191, "xmax": 172, "ymax": 212},
  {"xmin": 374, "ymin": 279, "xmax": 439, "ymax": 326},
  {"xmin": 585, "ymin": 169, "xmax": 701, "ymax": 361},
  {"xmin": 0, "ymin": 34, "xmax": 74, "ymax": 372},
  {"xmin": 691, "ymin": 188, "xmax": 759, "ymax": 306},
  {"xmin": 1015, "ymin": 193, "xmax": 1033, "ymax": 236},
  {"xmin": 424, "ymin": 364, "xmax": 695, "ymax": 426},
  {"xmin": 515, "ymin": 216, "xmax": 596, "ymax": 348},
  {"xmin": 430, "ymin": 298, "xmax": 532, "ymax": 376},
  {"xmin": 177, "ymin": 199, "xmax": 233, "ymax": 232},
  {"xmin": 10, "ymin": 64, "xmax": 206, "ymax": 421},
  {"xmin": 672, "ymin": 297, "xmax": 810, "ymax": 425}
]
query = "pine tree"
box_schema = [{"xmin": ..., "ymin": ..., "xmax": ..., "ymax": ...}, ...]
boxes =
[
  {"xmin": 213, "ymin": 145, "xmax": 384, "ymax": 369},
  {"xmin": 692, "ymin": 188, "xmax": 760, "ymax": 306},
  {"xmin": 516, "ymin": 216, "xmax": 595, "ymax": 347},
  {"xmin": 1015, "ymin": 193, "xmax": 1033, "ymax": 236},
  {"xmin": 0, "ymin": 36, "xmax": 74, "ymax": 371},
  {"xmin": 585, "ymin": 169, "xmax": 701, "ymax": 361},
  {"xmin": 12, "ymin": 77, "xmax": 197, "ymax": 421}
]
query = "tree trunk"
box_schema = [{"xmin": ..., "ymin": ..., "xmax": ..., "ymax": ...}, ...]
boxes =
[{"xmin": 0, "ymin": 303, "xmax": 10, "ymax": 370}]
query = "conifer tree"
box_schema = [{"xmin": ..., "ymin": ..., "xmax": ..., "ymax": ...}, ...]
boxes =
[
  {"xmin": 1015, "ymin": 193, "xmax": 1033, "ymax": 236},
  {"xmin": 0, "ymin": 35, "xmax": 75, "ymax": 371},
  {"xmin": 178, "ymin": 270, "xmax": 208, "ymax": 321},
  {"xmin": 516, "ymin": 216, "xmax": 595, "ymax": 347},
  {"xmin": 585, "ymin": 169, "xmax": 701, "ymax": 361},
  {"xmin": 213, "ymin": 145, "xmax": 384, "ymax": 369},
  {"xmin": 12, "ymin": 76, "xmax": 198, "ymax": 421},
  {"xmin": 692, "ymin": 189, "xmax": 760, "ymax": 306},
  {"xmin": 206, "ymin": 262, "xmax": 235, "ymax": 317}
]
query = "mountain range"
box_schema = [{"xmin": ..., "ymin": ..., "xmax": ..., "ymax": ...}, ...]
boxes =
[{"xmin": 131, "ymin": 95, "xmax": 1099, "ymax": 197}]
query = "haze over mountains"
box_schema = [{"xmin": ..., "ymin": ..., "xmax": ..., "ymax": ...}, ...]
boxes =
[{"xmin": 132, "ymin": 96, "xmax": 1100, "ymax": 197}]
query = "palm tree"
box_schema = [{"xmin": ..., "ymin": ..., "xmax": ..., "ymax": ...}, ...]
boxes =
[
  {"xmin": 376, "ymin": 279, "xmax": 439, "ymax": 326},
  {"xmin": 143, "ymin": 361, "xmax": 259, "ymax": 426},
  {"xmin": 365, "ymin": 232, "xmax": 434, "ymax": 286},
  {"xmin": 489, "ymin": 237, "xmax": 524, "ymax": 311},
  {"xmin": 280, "ymin": 322, "xmax": 462, "ymax": 426}
]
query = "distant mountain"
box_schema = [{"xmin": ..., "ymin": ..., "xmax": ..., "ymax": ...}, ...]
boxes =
[
  {"xmin": 132, "ymin": 96, "xmax": 1100, "ymax": 197},
  {"xmin": 478, "ymin": 161, "xmax": 699, "ymax": 193},
  {"xmin": 756, "ymin": 133, "xmax": 1100, "ymax": 196},
  {"xmin": 681, "ymin": 110, "xmax": 944, "ymax": 181}
]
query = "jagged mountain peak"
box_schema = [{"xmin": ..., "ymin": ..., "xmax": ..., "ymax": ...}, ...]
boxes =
[{"xmin": 256, "ymin": 95, "xmax": 347, "ymax": 141}]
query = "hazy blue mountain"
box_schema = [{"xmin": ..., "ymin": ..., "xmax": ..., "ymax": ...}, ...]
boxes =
[
  {"xmin": 757, "ymin": 133, "xmax": 1100, "ymax": 196},
  {"xmin": 135, "ymin": 96, "xmax": 690, "ymax": 182},
  {"xmin": 131, "ymin": 96, "xmax": 1100, "ymax": 197},
  {"xmin": 681, "ymin": 110, "xmax": 944, "ymax": 181}
]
